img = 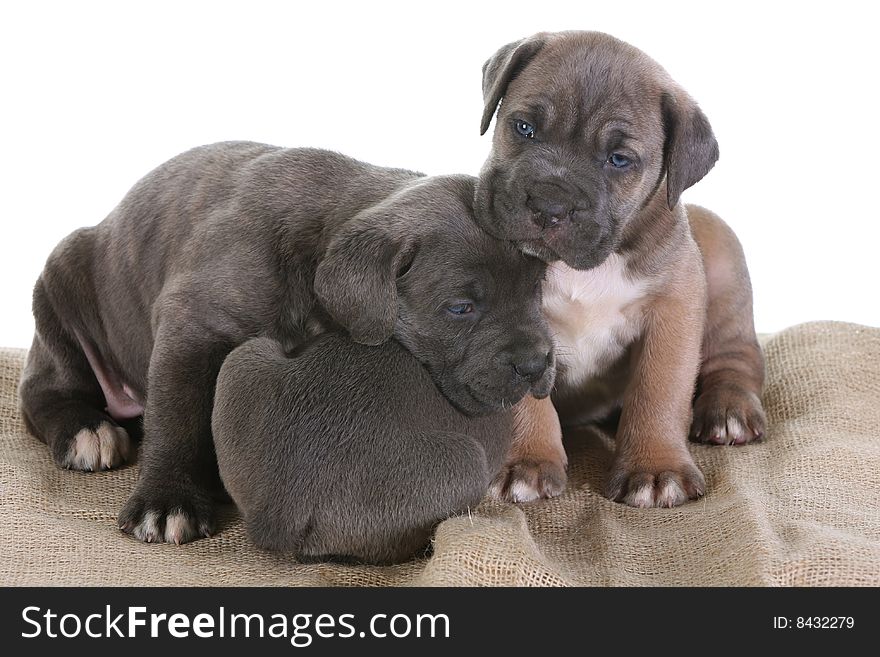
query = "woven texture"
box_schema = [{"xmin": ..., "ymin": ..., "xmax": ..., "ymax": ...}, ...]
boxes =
[{"xmin": 1, "ymin": 321, "xmax": 878, "ymax": 586}]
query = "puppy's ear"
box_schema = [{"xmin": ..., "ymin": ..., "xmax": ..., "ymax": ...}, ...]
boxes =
[
  {"xmin": 314, "ymin": 213, "xmax": 417, "ymax": 346},
  {"xmin": 661, "ymin": 90, "xmax": 719, "ymax": 209},
  {"xmin": 480, "ymin": 35, "xmax": 547, "ymax": 135}
]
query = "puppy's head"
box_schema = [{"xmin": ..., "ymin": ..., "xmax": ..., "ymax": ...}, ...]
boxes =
[
  {"xmin": 476, "ymin": 31, "xmax": 719, "ymax": 270},
  {"xmin": 314, "ymin": 175, "xmax": 554, "ymax": 417}
]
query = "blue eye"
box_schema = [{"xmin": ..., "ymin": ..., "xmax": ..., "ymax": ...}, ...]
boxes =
[
  {"xmin": 514, "ymin": 120, "xmax": 535, "ymax": 139},
  {"xmin": 447, "ymin": 302, "xmax": 474, "ymax": 315},
  {"xmin": 608, "ymin": 153, "xmax": 631, "ymax": 168}
]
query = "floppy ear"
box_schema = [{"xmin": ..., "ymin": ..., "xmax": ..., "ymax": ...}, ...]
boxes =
[
  {"xmin": 480, "ymin": 35, "xmax": 547, "ymax": 135},
  {"xmin": 314, "ymin": 213, "xmax": 417, "ymax": 346},
  {"xmin": 661, "ymin": 90, "xmax": 720, "ymax": 209}
]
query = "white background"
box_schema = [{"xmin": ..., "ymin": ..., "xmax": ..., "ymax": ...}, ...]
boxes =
[{"xmin": 1, "ymin": 0, "xmax": 878, "ymax": 348}]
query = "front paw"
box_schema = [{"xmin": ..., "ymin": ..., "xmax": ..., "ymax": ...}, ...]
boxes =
[
  {"xmin": 489, "ymin": 457, "xmax": 567, "ymax": 503},
  {"xmin": 605, "ymin": 458, "xmax": 706, "ymax": 508},
  {"xmin": 61, "ymin": 422, "xmax": 133, "ymax": 471},
  {"xmin": 690, "ymin": 384, "xmax": 766, "ymax": 446},
  {"xmin": 118, "ymin": 480, "xmax": 215, "ymax": 544}
]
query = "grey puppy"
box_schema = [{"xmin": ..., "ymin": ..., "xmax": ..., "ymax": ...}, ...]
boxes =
[
  {"xmin": 475, "ymin": 31, "xmax": 766, "ymax": 507},
  {"xmin": 19, "ymin": 143, "xmax": 553, "ymax": 544},
  {"xmin": 213, "ymin": 334, "xmax": 512, "ymax": 565}
]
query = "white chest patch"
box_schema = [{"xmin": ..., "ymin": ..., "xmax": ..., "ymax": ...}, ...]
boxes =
[{"xmin": 543, "ymin": 255, "xmax": 649, "ymax": 389}]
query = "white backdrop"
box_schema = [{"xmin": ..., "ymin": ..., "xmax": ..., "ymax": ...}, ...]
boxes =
[{"xmin": 2, "ymin": 0, "xmax": 878, "ymax": 348}]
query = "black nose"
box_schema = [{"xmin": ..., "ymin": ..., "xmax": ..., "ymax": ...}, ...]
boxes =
[
  {"xmin": 512, "ymin": 352, "xmax": 550, "ymax": 383},
  {"xmin": 527, "ymin": 196, "xmax": 570, "ymax": 227}
]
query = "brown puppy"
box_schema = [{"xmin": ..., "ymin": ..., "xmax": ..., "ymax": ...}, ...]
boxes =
[{"xmin": 477, "ymin": 31, "xmax": 765, "ymax": 507}]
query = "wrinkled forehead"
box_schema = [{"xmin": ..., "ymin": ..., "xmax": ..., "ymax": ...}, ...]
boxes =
[
  {"xmin": 394, "ymin": 175, "xmax": 473, "ymax": 222},
  {"xmin": 506, "ymin": 35, "xmax": 667, "ymax": 135},
  {"xmin": 420, "ymin": 222, "xmax": 515, "ymax": 271},
  {"xmin": 394, "ymin": 178, "xmax": 543, "ymax": 293},
  {"xmin": 417, "ymin": 226, "xmax": 541, "ymax": 293}
]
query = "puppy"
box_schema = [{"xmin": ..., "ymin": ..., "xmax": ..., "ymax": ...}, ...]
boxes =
[
  {"xmin": 212, "ymin": 176, "xmax": 551, "ymax": 563},
  {"xmin": 19, "ymin": 144, "xmax": 552, "ymax": 543},
  {"xmin": 476, "ymin": 31, "xmax": 766, "ymax": 507}
]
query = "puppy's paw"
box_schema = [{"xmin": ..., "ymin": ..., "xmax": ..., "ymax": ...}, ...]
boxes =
[
  {"xmin": 605, "ymin": 459, "xmax": 706, "ymax": 508},
  {"xmin": 118, "ymin": 481, "xmax": 215, "ymax": 544},
  {"xmin": 690, "ymin": 384, "xmax": 766, "ymax": 446},
  {"xmin": 61, "ymin": 422, "xmax": 133, "ymax": 471},
  {"xmin": 489, "ymin": 458, "xmax": 567, "ymax": 503}
]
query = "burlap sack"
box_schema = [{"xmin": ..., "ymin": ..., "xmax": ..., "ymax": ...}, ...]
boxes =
[{"xmin": 1, "ymin": 321, "xmax": 878, "ymax": 586}]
